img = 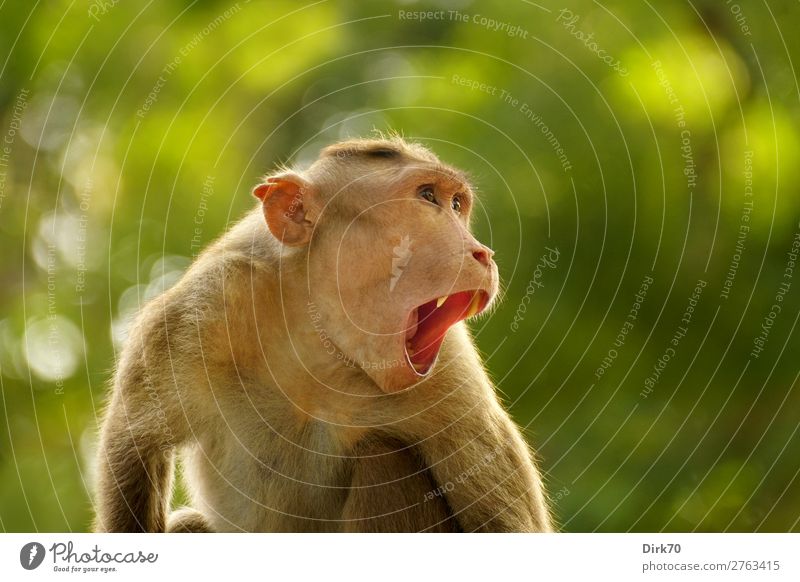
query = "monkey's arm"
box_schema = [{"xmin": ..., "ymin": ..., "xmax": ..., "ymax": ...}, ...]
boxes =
[
  {"xmin": 93, "ymin": 301, "xmax": 194, "ymax": 532},
  {"xmin": 94, "ymin": 370, "xmax": 175, "ymax": 532},
  {"xmin": 413, "ymin": 396, "xmax": 552, "ymax": 532},
  {"xmin": 401, "ymin": 327, "xmax": 552, "ymax": 533}
]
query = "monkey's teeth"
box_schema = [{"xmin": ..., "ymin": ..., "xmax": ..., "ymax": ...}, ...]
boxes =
[
  {"xmin": 465, "ymin": 292, "xmax": 482, "ymax": 318},
  {"xmin": 436, "ymin": 296, "xmax": 448, "ymax": 309}
]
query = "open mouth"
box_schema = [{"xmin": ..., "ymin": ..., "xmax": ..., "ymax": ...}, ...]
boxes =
[{"xmin": 404, "ymin": 290, "xmax": 491, "ymax": 376}]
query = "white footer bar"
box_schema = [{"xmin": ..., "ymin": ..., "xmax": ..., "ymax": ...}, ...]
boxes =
[{"xmin": 1, "ymin": 533, "xmax": 796, "ymax": 581}]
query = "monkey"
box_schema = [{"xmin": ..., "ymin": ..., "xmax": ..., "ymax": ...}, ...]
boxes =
[{"xmin": 93, "ymin": 136, "xmax": 553, "ymax": 533}]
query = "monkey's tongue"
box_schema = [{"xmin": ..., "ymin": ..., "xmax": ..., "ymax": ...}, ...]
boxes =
[{"xmin": 405, "ymin": 291, "xmax": 480, "ymax": 375}]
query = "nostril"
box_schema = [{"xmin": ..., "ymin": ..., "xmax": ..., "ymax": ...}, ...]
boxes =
[{"xmin": 472, "ymin": 247, "xmax": 492, "ymax": 267}]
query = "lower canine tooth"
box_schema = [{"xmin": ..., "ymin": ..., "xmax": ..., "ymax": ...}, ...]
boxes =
[
  {"xmin": 436, "ymin": 296, "xmax": 447, "ymax": 308},
  {"xmin": 465, "ymin": 293, "xmax": 482, "ymax": 318}
]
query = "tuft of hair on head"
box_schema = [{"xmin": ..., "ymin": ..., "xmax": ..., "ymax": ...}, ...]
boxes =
[{"xmin": 320, "ymin": 134, "xmax": 440, "ymax": 165}]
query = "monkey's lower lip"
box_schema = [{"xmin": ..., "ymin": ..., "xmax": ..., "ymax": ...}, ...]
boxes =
[{"xmin": 404, "ymin": 290, "xmax": 490, "ymax": 375}]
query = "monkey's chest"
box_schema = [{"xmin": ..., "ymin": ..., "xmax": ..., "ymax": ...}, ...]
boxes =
[{"xmin": 185, "ymin": 418, "xmax": 358, "ymax": 532}]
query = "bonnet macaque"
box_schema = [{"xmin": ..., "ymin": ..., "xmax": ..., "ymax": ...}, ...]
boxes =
[{"xmin": 94, "ymin": 137, "xmax": 552, "ymax": 532}]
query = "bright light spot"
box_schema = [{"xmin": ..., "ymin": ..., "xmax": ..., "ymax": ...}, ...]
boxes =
[
  {"xmin": 617, "ymin": 34, "xmax": 749, "ymax": 131},
  {"xmin": 146, "ymin": 255, "xmax": 190, "ymax": 301},
  {"xmin": 23, "ymin": 316, "xmax": 84, "ymax": 384},
  {"xmin": 20, "ymin": 94, "xmax": 80, "ymax": 152},
  {"xmin": 111, "ymin": 284, "xmax": 146, "ymax": 349},
  {"xmin": 81, "ymin": 426, "xmax": 99, "ymax": 493},
  {"xmin": 0, "ymin": 319, "xmax": 27, "ymax": 380},
  {"xmin": 365, "ymin": 53, "xmax": 419, "ymax": 105}
]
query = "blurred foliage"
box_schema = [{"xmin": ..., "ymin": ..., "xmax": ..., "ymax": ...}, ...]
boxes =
[{"xmin": 1, "ymin": 0, "xmax": 799, "ymax": 532}]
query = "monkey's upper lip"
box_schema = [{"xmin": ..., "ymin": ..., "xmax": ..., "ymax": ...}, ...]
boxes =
[{"xmin": 404, "ymin": 289, "xmax": 490, "ymax": 376}]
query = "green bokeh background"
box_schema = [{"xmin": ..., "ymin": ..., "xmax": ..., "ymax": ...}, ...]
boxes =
[{"xmin": 1, "ymin": 0, "xmax": 798, "ymax": 532}]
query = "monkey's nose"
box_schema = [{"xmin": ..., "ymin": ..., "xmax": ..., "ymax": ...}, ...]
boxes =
[{"xmin": 471, "ymin": 246, "xmax": 494, "ymax": 268}]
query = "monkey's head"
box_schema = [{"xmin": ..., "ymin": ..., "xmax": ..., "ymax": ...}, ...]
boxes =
[{"xmin": 253, "ymin": 137, "xmax": 498, "ymax": 393}]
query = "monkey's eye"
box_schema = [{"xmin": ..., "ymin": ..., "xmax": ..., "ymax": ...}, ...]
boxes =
[
  {"xmin": 451, "ymin": 195, "xmax": 462, "ymax": 214},
  {"xmin": 419, "ymin": 186, "xmax": 437, "ymax": 205}
]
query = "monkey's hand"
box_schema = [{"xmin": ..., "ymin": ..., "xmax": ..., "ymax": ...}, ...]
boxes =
[{"xmin": 417, "ymin": 397, "xmax": 552, "ymax": 532}]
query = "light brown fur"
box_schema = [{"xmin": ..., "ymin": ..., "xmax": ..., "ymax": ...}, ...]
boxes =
[{"xmin": 93, "ymin": 137, "xmax": 552, "ymax": 532}]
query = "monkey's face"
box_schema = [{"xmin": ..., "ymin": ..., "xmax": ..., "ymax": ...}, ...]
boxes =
[
  {"xmin": 254, "ymin": 147, "xmax": 499, "ymax": 394},
  {"xmin": 307, "ymin": 164, "xmax": 498, "ymax": 393}
]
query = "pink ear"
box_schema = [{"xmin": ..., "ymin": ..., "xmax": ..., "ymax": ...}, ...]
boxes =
[
  {"xmin": 252, "ymin": 182, "xmax": 273, "ymax": 202},
  {"xmin": 252, "ymin": 175, "xmax": 313, "ymax": 246}
]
